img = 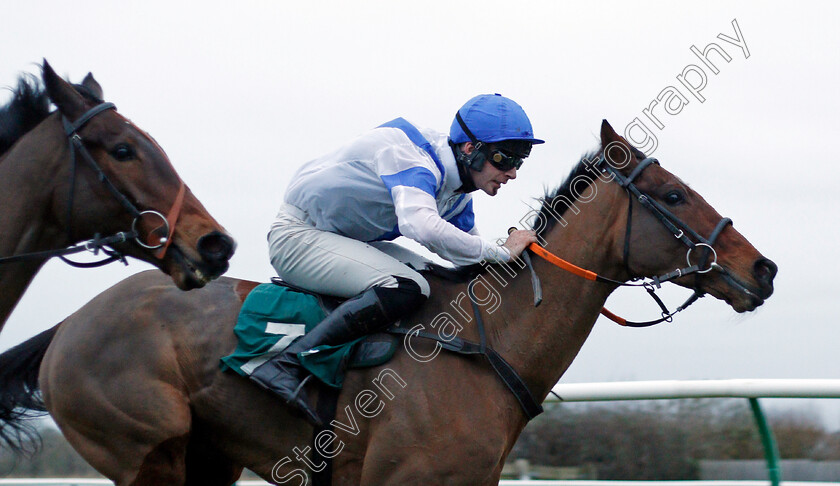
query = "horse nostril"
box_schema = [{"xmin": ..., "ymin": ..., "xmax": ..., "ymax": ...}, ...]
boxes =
[
  {"xmin": 197, "ymin": 232, "xmax": 236, "ymax": 263},
  {"xmin": 753, "ymin": 258, "xmax": 777, "ymax": 294}
]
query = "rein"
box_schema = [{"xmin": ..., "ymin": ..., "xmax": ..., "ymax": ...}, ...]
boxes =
[
  {"xmin": 0, "ymin": 102, "xmax": 185, "ymax": 267},
  {"xmin": 522, "ymin": 155, "xmax": 734, "ymax": 327}
]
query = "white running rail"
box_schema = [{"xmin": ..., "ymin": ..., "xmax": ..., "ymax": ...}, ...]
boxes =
[{"xmin": 547, "ymin": 379, "xmax": 840, "ymax": 401}]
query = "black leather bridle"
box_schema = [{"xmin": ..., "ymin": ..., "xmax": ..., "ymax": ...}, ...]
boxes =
[
  {"xmin": 521, "ymin": 153, "xmax": 741, "ymax": 327},
  {"xmin": 609, "ymin": 155, "xmax": 765, "ymax": 324},
  {"xmin": 579, "ymin": 154, "xmax": 734, "ymax": 326},
  {"xmin": 0, "ymin": 102, "xmax": 175, "ymax": 267},
  {"xmin": 608, "ymin": 156, "xmax": 731, "ymax": 280}
]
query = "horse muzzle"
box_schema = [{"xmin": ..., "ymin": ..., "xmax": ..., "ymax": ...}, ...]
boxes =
[
  {"xmin": 167, "ymin": 231, "xmax": 236, "ymax": 289},
  {"xmin": 704, "ymin": 256, "xmax": 777, "ymax": 313}
]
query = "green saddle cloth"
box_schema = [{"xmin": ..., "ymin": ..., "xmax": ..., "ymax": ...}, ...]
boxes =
[{"xmin": 220, "ymin": 283, "xmax": 396, "ymax": 387}]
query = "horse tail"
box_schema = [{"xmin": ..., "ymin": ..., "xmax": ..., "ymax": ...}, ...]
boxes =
[{"xmin": 0, "ymin": 323, "xmax": 59, "ymax": 454}]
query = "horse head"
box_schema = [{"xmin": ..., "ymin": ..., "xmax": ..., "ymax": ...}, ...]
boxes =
[
  {"xmin": 40, "ymin": 60, "xmax": 235, "ymax": 289},
  {"xmin": 596, "ymin": 119, "xmax": 776, "ymax": 313}
]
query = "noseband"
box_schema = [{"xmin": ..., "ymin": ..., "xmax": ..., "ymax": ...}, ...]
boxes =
[{"xmin": 0, "ymin": 102, "xmax": 185, "ymax": 267}]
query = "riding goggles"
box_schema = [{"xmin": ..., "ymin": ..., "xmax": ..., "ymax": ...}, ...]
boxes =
[{"xmin": 487, "ymin": 149, "xmax": 524, "ymax": 171}]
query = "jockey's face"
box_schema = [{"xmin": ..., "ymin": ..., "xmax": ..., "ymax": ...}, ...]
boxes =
[
  {"xmin": 463, "ymin": 142, "xmax": 518, "ymax": 196},
  {"xmin": 470, "ymin": 160, "xmax": 517, "ymax": 196}
]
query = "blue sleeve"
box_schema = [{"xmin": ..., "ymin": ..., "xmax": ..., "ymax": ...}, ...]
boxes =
[{"xmin": 380, "ymin": 167, "xmax": 437, "ymax": 198}]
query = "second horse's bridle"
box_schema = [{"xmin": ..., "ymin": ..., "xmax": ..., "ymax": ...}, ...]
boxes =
[{"xmin": 0, "ymin": 101, "xmax": 185, "ymax": 267}]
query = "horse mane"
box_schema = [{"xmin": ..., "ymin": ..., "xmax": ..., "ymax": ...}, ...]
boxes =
[
  {"xmin": 0, "ymin": 75, "xmax": 50, "ymax": 158},
  {"xmin": 0, "ymin": 73, "xmax": 104, "ymax": 158},
  {"xmin": 534, "ymin": 148, "xmax": 602, "ymax": 242},
  {"xmin": 535, "ymin": 143, "xmax": 646, "ymax": 241},
  {"xmin": 422, "ymin": 142, "xmax": 646, "ymax": 281}
]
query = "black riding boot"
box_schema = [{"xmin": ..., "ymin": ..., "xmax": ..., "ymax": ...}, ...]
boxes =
[{"xmin": 249, "ymin": 277, "xmax": 426, "ymax": 426}]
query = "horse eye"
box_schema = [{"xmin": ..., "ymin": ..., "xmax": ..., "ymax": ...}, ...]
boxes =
[
  {"xmin": 110, "ymin": 143, "xmax": 135, "ymax": 162},
  {"xmin": 664, "ymin": 190, "xmax": 685, "ymax": 205}
]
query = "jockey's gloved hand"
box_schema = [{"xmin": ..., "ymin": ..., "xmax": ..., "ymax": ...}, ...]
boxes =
[{"xmin": 503, "ymin": 230, "xmax": 538, "ymax": 259}]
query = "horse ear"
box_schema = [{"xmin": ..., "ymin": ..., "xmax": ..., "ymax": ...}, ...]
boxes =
[
  {"xmin": 41, "ymin": 59, "xmax": 88, "ymax": 121},
  {"xmin": 600, "ymin": 119, "xmax": 625, "ymax": 147},
  {"xmin": 80, "ymin": 73, "xmax": 104, "ymax": 100},
  {"xmin": 600, "ymin": 119, "xmax": 639, "ymax": 169}
]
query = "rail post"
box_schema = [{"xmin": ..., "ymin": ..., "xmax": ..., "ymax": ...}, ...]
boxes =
[{"xmin": 748, "ymin": 397, "xmax": 781, "ymax": 486}]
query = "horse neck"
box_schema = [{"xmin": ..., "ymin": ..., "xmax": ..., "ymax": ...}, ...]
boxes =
[
  {"xmin": 485, "ymin": 178, "xmax": 627, "ymax": 400},
  {"xmin": 0, "ymin": 115, "xmax": 70, "ymax": 330}
]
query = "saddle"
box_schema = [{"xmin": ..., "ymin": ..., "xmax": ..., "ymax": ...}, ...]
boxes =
[{"xmin": 219, "ymin": 278, "xmax": 399, "ymax": 388}]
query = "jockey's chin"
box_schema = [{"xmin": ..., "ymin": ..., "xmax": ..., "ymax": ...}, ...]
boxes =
[{"xmin": 471, "ymin": 165, "xmax": 517, "ymax": 197}]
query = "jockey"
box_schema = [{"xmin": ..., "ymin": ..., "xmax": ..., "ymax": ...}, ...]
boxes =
[{"xmin": 250, "ymin": 93, "xmax": 543, "ymax": 425}]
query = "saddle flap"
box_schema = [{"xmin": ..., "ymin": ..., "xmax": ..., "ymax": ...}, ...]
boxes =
[
  {"xmin": 270, "ymin": 277, "xmax": 344, "ymax": 314},
  {"xmin": 222, "ymin": 282, "xmax": 399, "ymax": 389}
]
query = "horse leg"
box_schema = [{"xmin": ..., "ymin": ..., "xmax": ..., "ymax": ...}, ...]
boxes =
[
  {"xmin": 183, "ymin": 420, "xmax": 243, "ymax": 486},
  {"xmin": 46, "ymin": 380, "xmax": 193, "ymax": 486},
  {"xmin": 39, "ymin": 296, "xmax": 196, "ymax": 485}
]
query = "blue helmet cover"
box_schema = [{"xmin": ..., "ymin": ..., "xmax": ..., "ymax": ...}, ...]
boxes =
[{"xmin": 449, "ymin": 93, "xmax": 545, "ymax": 145}]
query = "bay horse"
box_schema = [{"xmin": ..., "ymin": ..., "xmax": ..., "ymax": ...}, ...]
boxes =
[
  {"xmin": 0, "ymin": 120, "xmax": 775, "ymax": 485},
  {"xmin": 0, "ymin": 61, "xmax": 235, "ymax": 331}
]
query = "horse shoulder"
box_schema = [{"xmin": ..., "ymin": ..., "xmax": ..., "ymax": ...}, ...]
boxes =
[{"xmin": 331, "ymin": 341, "xmax": 523, "ymax": 483}]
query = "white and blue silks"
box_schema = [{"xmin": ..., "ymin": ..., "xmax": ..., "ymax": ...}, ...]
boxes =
[{"xmin": 268, "ymin": 118, "xmax": 511, "ymax": 298}]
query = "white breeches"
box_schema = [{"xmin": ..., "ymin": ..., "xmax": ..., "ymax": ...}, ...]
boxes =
[{"xmin": 267, "ymin": 205, "xmax": 432, "ymax": 299}]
